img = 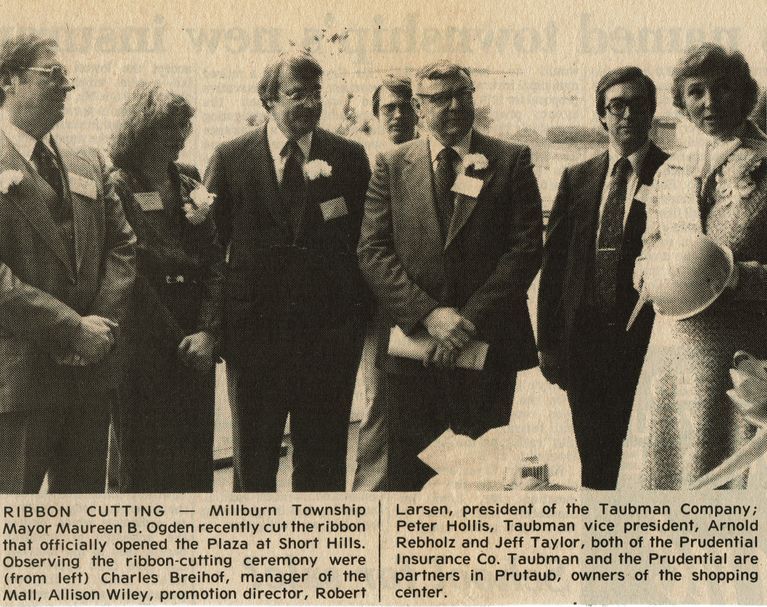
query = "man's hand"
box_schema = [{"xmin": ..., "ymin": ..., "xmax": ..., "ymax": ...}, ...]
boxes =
[
  {"xmin": 539, "ymin": 351, "xmax": 565, "ymax": 389},
  {"xmin": 178, "ymin": 331, "xmax": 216, "ymax": 372},
  {"xmin": 72, "ymin": 315, "xmax": 118, "ymax": 364},
  {"xmin": 423, "ymin": 341, "xmax": 459, "ymax": 369},
  {"xmin": 423, "ymin": 307, "xmax": 476, "ymax": 351}
]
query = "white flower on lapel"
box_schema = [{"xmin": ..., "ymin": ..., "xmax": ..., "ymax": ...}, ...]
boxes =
[
  {"xmin": 0, "ymin": 169, "xmax": 23, "ymax": 194},
  {"xmin": 183, "ymin": 184, "xmax": 216, "ymax": 225},
  {"xmin": 304, "ymin": 159, "xmax": 332, "ymax": 180},
  {"xmin": 715, "ymin": 148, "xmax": 765, "ymax": 205},
  {"xmin": 463, "ymin": 153, "xmax": 489, "ymax": 172}
]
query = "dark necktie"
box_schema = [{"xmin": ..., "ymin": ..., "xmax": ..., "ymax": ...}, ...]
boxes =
[
  {"xmin": 595, "ymin": 157, "xmax": 631, "ymax": 311},
  {"xmin": 434, "ymin": 146, "xmax": 458, "ymax": 238},
  {"xmin": 280, "ymin": 140, "xmax": 306, "ymax": 239},
  {"xmin": 33, "ymin": 140, "xmax": 64, "ymax": 205}
]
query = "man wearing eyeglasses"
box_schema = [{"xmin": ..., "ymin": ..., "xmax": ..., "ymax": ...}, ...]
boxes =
[
  {"xmin": 537, "ymin": 66, "xmax": 669, "ymax": 489},
  {"xmin": 359, "ymin": 61, "xmax": 543, "ymax": 491},
  {"xmin": 206, "ymin": 50, "xmax": 371, "ymax": 492},
  {"xmin": 0, "ymin": 34, "xmax": 136, "ymax": 493}
]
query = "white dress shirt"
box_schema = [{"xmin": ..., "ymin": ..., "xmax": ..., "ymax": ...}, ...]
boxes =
[
  {"xmin": 266, "ymin": 119, "xmax": 312, "ymax": 184},
  {"xmin": 596, "ymin": 139, "xmax": 650, "ymax": 243},
  {"xmin": 0, "ymin": 112, "xmax": 56, "ymax": 172},
  {"xmin": 428, "ymin": 129, "xmax": 473, "ymax": 177}
]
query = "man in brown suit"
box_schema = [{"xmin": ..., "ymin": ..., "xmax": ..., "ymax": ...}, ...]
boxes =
[
  {"xmin": 358, "ymin": 61, "xmax": 543, "ymax": 491},
  {"xmin": 0, "ymin": 34, "xmax": 136, "ymax": 493}
]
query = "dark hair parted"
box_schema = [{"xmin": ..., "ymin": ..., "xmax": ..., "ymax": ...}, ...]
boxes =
[
  {"xmin": 109, "ymin": 81, "xmax": 195, "ymax": 171},
  {"xmin": 372, "ymin": 75, "xmax": 413, "ymax": 117},
  {"xmin": 671, "ymin": 43, "xmax": 758, "ymax": 121},
  {"xmin": 0, "ymin": 34, "xmax": 58, "ymax": 105},
  {"xmin": 257, "ymin": 50, "xmax": 323, "ymax": 111},
  {"xmin": 595, "ymin": 66, "xmax": 657, "ymax": 117}
]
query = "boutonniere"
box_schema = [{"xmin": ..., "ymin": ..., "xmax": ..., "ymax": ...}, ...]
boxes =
[
  {"xmin": 463, "ymin": 153, "xmax": 489, "ymax": 173},
  {"xmin": 304, "ymin": 159, "xmax": 332, "ymax": 180},
  {"xmin": 0, "ymin": 169, "xmax": 23, "ymax": 194},
  {"xmin": 715, "ymin": 148, "xmax": 766, "ymax": 205},
  {"xmin": 183, "ymin": 183, "xmax": 216, "ymax": 225}
]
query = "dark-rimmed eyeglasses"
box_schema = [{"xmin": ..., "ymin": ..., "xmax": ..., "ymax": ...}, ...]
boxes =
[
  {"xmin": 605, "ymin": 97, "xmax": 648, "ymax": 117},
  {"xmin": 24, "ymin": 65, "xmax": 73, "ymax": 85},
  {"xmin": 417, "ymin": 87, "xmax": 475, "ymax": 107},
  {"xmin": 279, "ymin": 88, "xmax": 323, "ymax": 103}
]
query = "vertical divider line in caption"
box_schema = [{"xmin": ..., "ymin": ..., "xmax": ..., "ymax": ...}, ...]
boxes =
[{"xmin": 378, "ymin": 499, "xmax": 382, "ymax": 603}]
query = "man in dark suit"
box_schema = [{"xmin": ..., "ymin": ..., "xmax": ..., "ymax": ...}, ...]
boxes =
[
  {"xmin": 537, "ymin": 66, "xmax": 669, "ymax": 489},
  {"xmin": 206, "ymin": 51, "xmax": 371, "ymax": 492},
  {"xmin": 0, "ymin": 34, "xmax": 136, "ymax": 493},
  {"xmin": 358, "ymin": 61, "xmax": 543, "ymax": 491}
]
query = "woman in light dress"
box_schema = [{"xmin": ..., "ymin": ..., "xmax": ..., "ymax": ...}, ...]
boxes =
[{"xmin": 620, "ymin": 44, "xmax": 767, "ymax": 489}]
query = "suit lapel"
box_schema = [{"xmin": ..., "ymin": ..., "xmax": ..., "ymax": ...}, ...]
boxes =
[
  {"xmin": 54, "ymin": 138, "xmax": 94, "ymax": 275},
  {"xmin": 403, "ymin": 138, "xmax": 443, "ymax": 256},
  {"xmin": 0, "ymin": 132, "xmax": 74, "ymax": 280},
  {"xmin": 444, "ymin": 131, "xmax": 497, "ymax": 249},
  {"xmin": 299, "ymin": 129, "xmax": 336, "ymax": 240},
  {"xmin": 581, "ymin": 151, "xmax": 609, "ymax": 247},
  {"xmin": 250, "ymin": 126, "xmax": 286, "ymax": 229}
]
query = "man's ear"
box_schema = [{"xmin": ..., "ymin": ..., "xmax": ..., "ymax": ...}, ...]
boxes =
[
  {"xmin": 599, "ymin": 116, "xmax": 608, "ymax": 131},
  {"xmin": 0, "ymin": 73, "xmax": 17, "ymax": 101},
  {"xmin": 411, "ymin": 96, "xmax": 424, "ymax": 120}
]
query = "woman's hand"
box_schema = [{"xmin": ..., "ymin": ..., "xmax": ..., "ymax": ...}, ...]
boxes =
[{"xmin": 178, "ymin": 331, "xmax": 216, "ymax": 372}]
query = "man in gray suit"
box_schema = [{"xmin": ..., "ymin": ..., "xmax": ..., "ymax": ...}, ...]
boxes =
[
  {"xmin": 0, "ymin": 34, "xmax": 136, "ymax": 493},
  {"xmin": 353, "ymin": 75, "xmax": 418, "ymax": 492},
  {"xmin": 359, "ymin": 61, "xmax": 543, "ymax": 491}
]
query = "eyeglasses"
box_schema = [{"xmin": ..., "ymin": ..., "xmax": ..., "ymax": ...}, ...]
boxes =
[
  {"xmin": 279, "ymin": 88, "xmax": 323, "ymax": 103},
  {"xmin": 417, "ymin": 87, "xmax": 475, "ymax": 107},
  {"xmin": 24, "ymin": 65, "xmax": 73, "ymax": 84},
  {"xmin": 605, "ymin": 97, "xmax": 648, "ymax": 117}
]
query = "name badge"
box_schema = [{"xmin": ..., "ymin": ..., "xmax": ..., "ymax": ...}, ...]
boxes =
[
  {"xmin": 320, "ymin": 196, "xmax": 348, "ymax": 221},
  {"xmin": 634, "ymin": 184, "xmax": 651, "ymax": 204},
  {"xmin": 67, "ymin": 173, "xmax": 97, "ymax": 199},
  {"xmin": 134, "ymin": 192, "xmax": 164, "ymax": 211},
  {"xmin": 451, "ymin": 174, "xmax": 483, "ymax": 198}
]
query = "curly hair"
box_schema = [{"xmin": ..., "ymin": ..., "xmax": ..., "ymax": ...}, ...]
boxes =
[
  {"xmin": 0, "ymin": 34, "xmax": 58, "ymax": 105},
  {"xmin": 109, "ymin": 81, "xmax": 195, "ymax": 171},
  {"xmin": 671, "ymin": 43, "xmax": 758, "ymax": 121}
]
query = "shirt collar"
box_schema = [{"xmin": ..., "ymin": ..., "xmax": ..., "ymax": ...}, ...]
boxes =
[
  {"xmin": 267, "ymin": 119, "xmax": 313, "ymax": 161},
  {"xmin": 607, "ymin": 138, "xmax": 650, "ymax": 176},
  {"xmin": 0, "ymin": 112, "xmax": 53, "ymax": 163},
  {"xmin": 429, "ymin": 129, "xmax": 473, "ymax": 164}
]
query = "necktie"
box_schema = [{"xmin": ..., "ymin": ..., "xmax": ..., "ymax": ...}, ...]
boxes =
[
  {"xmin": 595, "ymin": 156, "xmax": 631, "ymax": 311},
  {"xmin": 33, "ymin": 140, "xmax": 64, "ymax": 205},
  {"xmin": 280, "ymin": 140, "xmax": 306, "ymax": 239},
  {"xmin": 434, "ymin": 146, "xmax": 458, "ymax": 238}
]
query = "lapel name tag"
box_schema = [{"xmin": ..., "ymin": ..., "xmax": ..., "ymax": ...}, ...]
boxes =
[
  {"xmin": 134, "ymin": 192, "xmax": 164, "ymax": 211},
  {"xmin": 320, "ymin": 196, "xmax": 348, "ymax": 221},
  {"xmin": 451, "ymin": 174, "xmax": 483, "ymax": 198},
  {"xmin": 634, "ymin": 184, "xmax": 651, "ymax": 204},
  {"xmin": 67, "ymin": 172, "xmax": 97, "ymax": 199}
]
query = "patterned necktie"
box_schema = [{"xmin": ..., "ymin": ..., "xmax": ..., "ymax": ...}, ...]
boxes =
[
  {"xmin": 280, "ymin": 140, "xmax": 306, "ymax": 238},
  {"xmin": 595, "ymin": 156, "xmax": 631, "ymax": 311},
  {"xmin": 434, "ymin": 146, "xmax": 458, "ymax": 238},
  {"xmin": 33, "ymin": 140, "xmax": 64, "ymax": 205}
]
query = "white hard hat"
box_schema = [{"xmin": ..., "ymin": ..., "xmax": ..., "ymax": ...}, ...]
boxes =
[{"xmin": 643, "ymin": 233, "xmax": 734, "ymax": 319}]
